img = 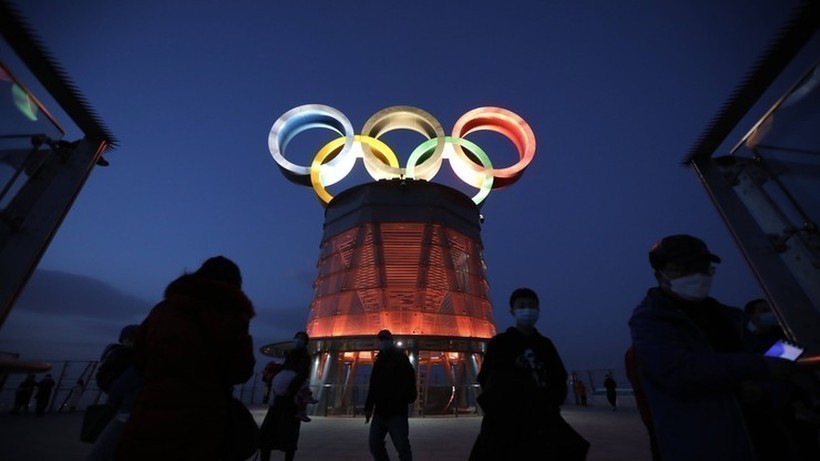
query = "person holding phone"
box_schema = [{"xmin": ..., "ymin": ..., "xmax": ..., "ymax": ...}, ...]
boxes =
[{"xmin": 629, "ymin": 234, "xmax": 810, "ymax": 461}]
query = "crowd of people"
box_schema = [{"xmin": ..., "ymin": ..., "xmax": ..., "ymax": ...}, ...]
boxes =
[{"xmin": 6, "ymin": 244, "xmax": 819, "ymax": 460}]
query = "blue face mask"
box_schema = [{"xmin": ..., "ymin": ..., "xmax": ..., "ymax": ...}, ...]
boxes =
[
  {"xmin": 756, "ymin": 312, "xmax": 778, "ymax": 328},
  {"xmin": 513, "ymin": 308, "xmax": 539, "ymax": 328},
  {"xmin": 293, "ymin": 338, "xmax": 306, "ymax": 349}
]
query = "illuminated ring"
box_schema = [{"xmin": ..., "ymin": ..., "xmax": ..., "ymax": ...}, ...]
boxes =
[
  {"xmin": 407, "ymin": 136, "xmax": 494, "ymax": 206},
  {"xmin": 269, "ymin": 104, "xmax": 355, "ymax": 186},
  {"xmin": 311, "ymin": 135, "xmax": 400, "ymax": 204},
  {"xmin": 451, "ymin": 107, "xmax": 536, "ymax": 189},
  {"xmin": 361, "ymin": 106, "xmax": 446, "ymax": 180}
]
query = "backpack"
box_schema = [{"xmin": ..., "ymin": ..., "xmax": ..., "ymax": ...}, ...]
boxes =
[{"xmin": 95, "ymin": 344, "xmax": 132, "ymax": 393}]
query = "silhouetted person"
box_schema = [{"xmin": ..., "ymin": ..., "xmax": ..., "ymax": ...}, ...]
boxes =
[
  {"xmin": 573, "ymin": 379, "xmax": 588, "ymax": 406},
  {"xmin": 744, "ymin": 298, "xmax": 786, "ymax": 350},
  {"xmin": 364, "ymin": 329, "xmax": 417, "ymax": 461},
  {"xmin": 95, "ymin": 324, "xmax": 139, "ymax": 395},
  {"xmin": 259, "ymin": 331, "xmax": 312, "ymax": 461},
  {"xmin": 629, "ymin": 234, "xmax": 814, "ymax": 461},
  {"xmin": 470, "ymin": 288, "xmax": 589, "ymax": 460},
  {"xmin": 115, "ymin": 256, "xmax": 256, "ymax": 461},
  {"xmin": 11, "ymin": 374, "xmax": 36, "ymax": 414},
  {"xmin": 603, "ymin": 373, "xmax": 617, "ymax": 410},
  {"xmin": 34, "ymin": 373, "xmax": 56, "ymax": 416},
  {"xmin": 87, "ymin": 324, "xmax": 141, "ymax": 461}
]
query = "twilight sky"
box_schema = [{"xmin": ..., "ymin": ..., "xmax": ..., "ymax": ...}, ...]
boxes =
[{"xmin": 0, "ymin": 0, "xmax": 807, "ymax": 371}]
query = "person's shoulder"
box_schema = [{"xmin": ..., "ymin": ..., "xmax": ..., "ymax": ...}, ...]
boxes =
[
  {"xmin": 629, "ymin": 288, "xmax": 683, "ymax": 323},
  {"xmin": 493, "ymin": 327, "xmax": 519, "ymax": 341},
  {"xmin": 711, "ymin": 299, "xmax": 743, "ymax": 315}
]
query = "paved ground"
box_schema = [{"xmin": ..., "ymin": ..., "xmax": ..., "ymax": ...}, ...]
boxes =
[{"xmin": 0, "ymin": 398, "xmax": 651, "ymax": 460}]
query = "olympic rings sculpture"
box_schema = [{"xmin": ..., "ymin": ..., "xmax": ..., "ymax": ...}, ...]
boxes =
[{"xmin": 268, "ymin": 104, "xmax": 535, "ymax": 206}]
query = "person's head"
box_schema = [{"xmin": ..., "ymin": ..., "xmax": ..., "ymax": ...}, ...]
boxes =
[
  {"xmin": 292, "ymin": 331, "xmax": 309, "ymax": 349},
  {"xmin": 649, "ymin": 234, "xmax": 720, "ymax": 302},
  {"xmin": 377, "ymin": 329, "xmax": 394, "ymax": 351},
  {"xmin": 119, "ymin": 324, "xmax": 140, "ymax": 347},
  {"xmin": 509, "ymin": 287, "xmax": 540, "ymax": 329},
  {"xmin": 744, "ymin": 298, "xmax": 778, "ymax": 331},
  {"xmin": 194, "ymin": 256, "xmax": 242, "ymax": 288}
]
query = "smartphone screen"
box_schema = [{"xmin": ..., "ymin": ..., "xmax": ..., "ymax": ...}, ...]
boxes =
[{"xmin": 764, "ymin": 340, "xmax": 804, "ymax": 361}]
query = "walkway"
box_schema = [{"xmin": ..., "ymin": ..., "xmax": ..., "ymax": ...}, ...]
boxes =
[{"xmin": 0, "ymin": 398, "xmax": 651, "ymax": 460}]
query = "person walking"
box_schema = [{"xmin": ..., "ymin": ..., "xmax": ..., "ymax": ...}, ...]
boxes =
[
  {"xmin": 115, "ymin": 256, "xmax": 256, "ymax": 461},
  {"xmin": 469, "ymin": 288, "xmax": 589, "ymax": 460},
  {"xmin": 364, "ymin": 329, "xmax": 417, "ymax": 461},
  {"xmin": 603, "ymin": 373, "xmax": 617, "ymax": 410},
  {"xmin": 573, "ymin": 379, "xmax": 588, "ymax": 406},
  {"xmin": 34, "ymin": 373, "xmax": 56, "ymax": 416},
  {"xmin": 259, "ymin": 331, "xmax": 312, "ymax": 461},
  {"xmin": 11, "ymin": 374, "xmax": 36, "ymax": 414}
]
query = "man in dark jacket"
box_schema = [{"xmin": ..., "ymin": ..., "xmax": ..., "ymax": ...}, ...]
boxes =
[
  {"xmin": 469, "ymin": 288, "xmax": 589, "ymax": 460},
  {"xmin": 34, "ymin": 373, "xmax": 56, "ymax": 416},
  {"xmin": 364, "ymin": 329, "xmax": 416, "ymax": 461},
  {"xmin": 629, "ymin": 234, "xmax": 813, "ymax": 461}
]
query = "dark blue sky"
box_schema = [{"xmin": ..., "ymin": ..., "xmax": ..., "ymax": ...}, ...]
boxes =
[{"xmin": 0, "ymin": 1, "xmax": 803, "ymax": 370}]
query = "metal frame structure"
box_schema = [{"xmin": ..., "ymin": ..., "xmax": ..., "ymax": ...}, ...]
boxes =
[
  {"xmin": 0, "ymin": 2, "xmax": 117, "ymax": 332},
  {"xmin": 684, "ymin": 0, "xmax": 820, "ymax": 358}
]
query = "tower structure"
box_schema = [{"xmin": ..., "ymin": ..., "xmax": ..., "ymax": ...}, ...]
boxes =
[{"xmin": 263, "ymin": 105, "xmax": 535, "ymax": 415}]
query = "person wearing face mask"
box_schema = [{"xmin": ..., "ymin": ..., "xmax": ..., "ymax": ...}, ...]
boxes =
[
  {"xmin": 744, "ymin": 298, "xmax": 787, "ymax": 350},
  {"xmin": 629, "ymin": 234, "xmax": 807, "ymax": 461},
  {"xmin": 364, "ymin": 329, "xmax": 417, "ymax": 461},
  {"xmin": 259, "ymin": 331, "xmax": 313, "ymax": 461},
  {"xmin": 469, "ymin": 288, "xmax": 589, "ymax": 460}
]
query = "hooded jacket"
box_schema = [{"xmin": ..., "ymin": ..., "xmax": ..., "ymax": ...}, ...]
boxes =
[{"xmin": 116, "ymin": 274, "xmax": 255, "ymax": 461}]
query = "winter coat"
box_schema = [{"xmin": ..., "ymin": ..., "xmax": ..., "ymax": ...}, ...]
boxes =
[
  {"xmin": 115, "ymin": 274, "xmax": 255, "ymax": 461},
  {"xmin": 470, "ymin": 327, "xmax": 588, "ymax": 460},
  {"xmin": 259, "ymin": 347, "xmax": 311, "ymax": 453},
  {"xmin": 629, "ymin": 288, "xmax": 769, "ymax": 461},
  {"xmin": 364, "ymin": 346, "xmax": 417, "ymax": 417}
]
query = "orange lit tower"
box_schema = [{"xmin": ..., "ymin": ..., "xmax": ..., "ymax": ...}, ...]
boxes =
[
  {"xmin": 262, "ymin": 105, "xmax": 535, "ymax": 415},
  {"xmin": 308, "ymin": 180, "xmax": 494, "ymax": 339}
]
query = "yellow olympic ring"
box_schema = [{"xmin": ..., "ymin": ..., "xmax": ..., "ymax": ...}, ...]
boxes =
[{"xmin": 311, "ymin": 135, "xmax": 399, "ymax": 205}]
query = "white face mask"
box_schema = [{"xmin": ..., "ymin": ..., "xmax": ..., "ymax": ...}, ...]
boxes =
[
  {"xmin": 667, "ymin": 273, "xmax": 712, "ymax": 301},
  {"xmin": 513, "ymin": 308, "xmax": 539, "ymax": 328}
]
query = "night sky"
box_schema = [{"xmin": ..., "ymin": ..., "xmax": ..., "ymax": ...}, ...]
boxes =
[{"xmin": 0, "ymin": 1, "xmax": 804, "ymax": 372}]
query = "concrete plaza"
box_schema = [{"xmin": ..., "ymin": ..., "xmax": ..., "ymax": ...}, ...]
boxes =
[{"xmin": 0, "ymin": 398, "xmax": 651, "ymax": 460}]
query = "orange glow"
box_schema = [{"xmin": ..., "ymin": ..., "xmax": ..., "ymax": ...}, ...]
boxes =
[{"xmin": 306, "ymin": 222, "xmax": 496, "ymax": 339}]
